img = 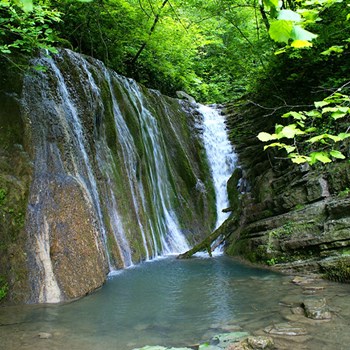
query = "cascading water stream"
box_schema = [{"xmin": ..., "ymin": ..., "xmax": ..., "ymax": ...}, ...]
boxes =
[
  {"xmin": 198, "ymin": 105, "xmax": 237, "ymax": 229},
  {"xmin": 21, "ymin": 49, "xmax": 214, "ymax": 302},
  {"xmin": 123, "ymin": 81, "xmax": 190, "ymax": 255}
]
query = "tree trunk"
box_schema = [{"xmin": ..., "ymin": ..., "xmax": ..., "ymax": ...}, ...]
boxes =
[
  {"xmin": 177, "ymin": 218, "xmax": 238, "ymax": 259},
  {"xmin": 259, "ymin": 4, "xmax": 270, "ymax": 31}
]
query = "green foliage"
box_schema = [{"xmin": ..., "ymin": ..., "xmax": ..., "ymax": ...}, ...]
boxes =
[
  {"xmin": 0, "ymin": 0, "xmax": 62, "ymax": 56},
  {"xmin": 0, "ymin": 187, "xmax": 25, "ymax": 227},
  {"xmin": 0, "ymin": 276, "xmax": 8, "ymax": 301},
  {"xmin": 338, "ymin": 188, "xmax": 350, "ymax": 197},
  {"xmin": 266, "ymin": 0, "xmax": 349, "ymax": 51},
  {"xmin": 0, "ymin": 188, "xmax": 6, "ymax": 205},
  {"xmin": 258, "ymin": 90, "xmax": 350, "ymax": 165},
  {"xmin": 323, "ymin": 257, "xmax": 350, "ymax": 283}
]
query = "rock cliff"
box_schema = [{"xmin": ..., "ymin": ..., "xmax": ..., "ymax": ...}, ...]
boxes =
[
  {"xmin": 223, "ymin": 100, "xmax": 350, "ymax": 282},
  {"xmin": 0, "ymin": 50, "xmax": 216, "ymax": 303}
]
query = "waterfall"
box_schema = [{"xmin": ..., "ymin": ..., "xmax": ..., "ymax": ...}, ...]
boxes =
[
  {"xmin": 198, "ymin": 105, "xmax": 237, "ymax": 229},
  {"xmin": 21, "ymin": 49, "xmax": 213, "ymax": 302}
]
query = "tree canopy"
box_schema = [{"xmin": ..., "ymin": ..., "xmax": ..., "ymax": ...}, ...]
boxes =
[{"xmin": 0, "ymin": 0, "xmax": 349, "ymax": 163}]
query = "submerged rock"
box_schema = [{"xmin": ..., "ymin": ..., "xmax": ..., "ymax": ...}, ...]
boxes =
[
  {"xmin": 38, "ymin": 332, "xmax": 52, "ymax": 339},
  {"xmin": 211, "ymin": 332, "xmax": 250, "ymax": 348},
  {"xmin": 302, "ymin": 298, "xmax": 332, "ymax": 320},
  {"xmin": 264, "ymin": 323, "xmax": 307, "ymax": 336},
  {"xmin": 132, "ymin": 347, "xmax": 194, "ymax": 350},
  {"xmin": 224, "ymin": 336, "xmax": 274, "ymax": 350}
]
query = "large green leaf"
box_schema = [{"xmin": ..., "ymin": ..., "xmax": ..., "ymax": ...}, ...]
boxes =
[
  {"xmin": 269, "ymin": 20, "xmax": 294, "ymax": 44},
  {"xmin": 278, "ymin": 10, "xmax": 302, "ymax": 22},
  {"xmin": 291, "ymin": 25, "xmax": 318, "ymax": 42},
  {"xmin": 310, "ymin": 152, "xmax": 332, "ymax": 164},
  {"xmin": 257, "ymin": 132, "xmax": 277, "ymax": 142},
  {"xmin": 263, "ymin": 0, "xmax": 279, "ymax": 9},
  {"xmin": 19, "ymin": 0, "xmax": 33, "ymax": 12}
]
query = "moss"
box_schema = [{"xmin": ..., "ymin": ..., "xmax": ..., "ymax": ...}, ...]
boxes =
[
  {"xmin": 0, "ymin": 276, "xmax": 9, "ymax": 302},
  {"xmin": 322, "ymin": 257, "xmax": 350, "ymax": 283}
]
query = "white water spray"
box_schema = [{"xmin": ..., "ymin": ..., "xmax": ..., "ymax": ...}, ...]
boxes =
[{"xmin": 198, "ymin": 105, "xmax": 237, "ymax": 229}]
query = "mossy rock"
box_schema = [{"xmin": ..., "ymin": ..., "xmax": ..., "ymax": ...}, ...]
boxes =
[{"xmin": 320, "ymin": 256, "xmax": 350, "ymax": 283}]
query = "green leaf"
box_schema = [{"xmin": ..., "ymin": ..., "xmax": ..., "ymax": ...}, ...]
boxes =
[
  {"xmin": 263, "ymin": 142, "xmax": 285, "ymax": 150},
  {"xmin": 291, "ymin": 25, "xmax": 318, "ymax": 42},
  {"xmin": 257, "ymin": 132, "xmax": 277, "ymax": 142},
  {"xmin": 305, "ymin": 110, "xmax": 322, "ymax": 118},
  {"xmin": 311, "ymin": 152, "xmax": 332, "ymax": 164},
  {"xmin": 321, "ymin": 45, "xmax": 344, "ymax": 56},
  {"xmin": 277, "ymin": 10, "xmax": 302, "ymax": 22},
  {"xmin": 331, "ymin": 112, "xmax": 347, "ymax": 120},
  {"xmin": 338, "ymin": 133, "xmax": 350, "ymax": 140},
  {"xmin": 305, "ymin": 127, "xmax": 317, "ymax": 132},
  {"xmin": 263, "ymin": 0, "xmax": 279, "ymax": 9},
  {"xmin": 269, "ymin": 20, "xmax": 294, "ymax": 44},
  {"xmin": 275, "ymin": 124, "xmax": 284, "ymax": 134},
  {"xmin": 330, "ymin": 150, "xmax": 345, "ymax": 159},
  {"xmin": 285, "ymin": 145, "xmax": 297, "ymax": 153},
  {"xmin": 282, "ymin": 111, "xmax": 306, "ymax": 120},
  {"xmin": 280, "ymin": 124, "xmax": 304, "ymax": 138},
  {"xmin": 19, "ymin": 0, "xmax": 33, "ymax": 12},
  {"xmin": 327, "ymin": 134, "xmax": 341, "ymax": 142},
  {"xmin": 281, "ymin": 126, "xmax": 296, "ymax": 138},
  {"xmin": 289, "ymin": 154, "xmax": 310, "ymax": 164},
  {"xmin": 307, "ymin": 134, "xmax": 327, "ymax": 143},
  {"xmin": 314, "ymin": 100, "xmax": 330, "ymax": 108}
]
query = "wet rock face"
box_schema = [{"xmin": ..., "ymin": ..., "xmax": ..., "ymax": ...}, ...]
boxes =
[
  {"xmin": 1, "ymin": 49, "xmax": 216, "ymax": 303},
  {"xmin": 26, "ymin": 176, "xmax": 108, "ymax": 301},
  {"xmin": 223, "ymin": 103, "xmax": 350, "ymax": 279},
  {"xmin": 0, "ymin": 65, "xmax": 32, "ymax": 303}
]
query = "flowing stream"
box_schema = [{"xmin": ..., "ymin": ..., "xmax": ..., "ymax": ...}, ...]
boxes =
[
  {"xmin": 199, "ymin": 105, "xmax": 237, "ymax": 229},
  {"xmin": 1, "ymin": 256, "xmax": 350, "ymax": 350}
]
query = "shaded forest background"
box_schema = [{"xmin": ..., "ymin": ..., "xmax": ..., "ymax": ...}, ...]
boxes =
[
  {"xmin": 0, "ymin": 0, "xmax": 349, "ymax": 162},
  {"xmin": 0, "ymin": 0, "xmax": 348, "ymax": 103}
]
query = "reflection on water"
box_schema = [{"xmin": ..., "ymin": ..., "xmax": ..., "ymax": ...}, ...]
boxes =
[{"xmin": 1, "ymin": 256, "xmax": 350, "ymax": 350}]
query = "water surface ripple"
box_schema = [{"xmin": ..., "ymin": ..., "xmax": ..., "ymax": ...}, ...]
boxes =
[{"xmin": 1, "ymin": 256, "xmax": 350, "ymax": 349}]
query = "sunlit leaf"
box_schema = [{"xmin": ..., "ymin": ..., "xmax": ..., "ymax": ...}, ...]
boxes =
[
  {"xmin": 314, "ymin": 100, "xmax": 330, "ymax": 108},
  {"xmin": 19, "ymin": 0, "xmax": 33, "ymax": 12},
  {"xmin": 331, "ymin": 112, "xmax": 347, "ymax": 119},
  {"xmin": 280, "ymin": 124, "xmax": 304, "ymax": 138},
  {"xmin": 330, "ymin": 150, "xmax": 345, "ymax": 159},
  {"xmin": 307, "ymin": 134, "xmax": 327, "ymax": 143},
  {"xmin": 289, "ymin": 154, "xmax": 310, "ymax": 164},
  {"xmin": 278, "ymin": 10, "xmax": 302, "ymax": 22},
  {"xmin": 263, "ymin": 0, "xmax": 279, "ymax": 10},
  {"xmin": 263, "ymin": 142, "xmax": 285, "ymax": 150},
  {"xmin": 338, "ymin": 133, "xmax": 350, "ymax": 140},
  {"xmin": 327, "ymin": 134, "xmax": 341, "ymax": 142},
  {"xmin": 269, "ymin": 20, "xmax": 294, "ymax": 44},
  {"xmin": 311, "ymin": 152, "xmax": 332, "ymax": 164},
  {"xmin": 322, "ymin": 106, "xmax": 338, "ymax": 113},
  {"xmin": 321, "ymin": 45, "xmax": 344, "ymax": 55},
  {"xmin": 291, "ymin": 40, "xmax": 313, "ymax": 48},
  {"xmin": 291, "ymin": 25, "xmax": 317, "ymax": 42},
  {"xmin": 285, "ymin": 145, "xmax": 296, "ymax": 153},
  {"xmin": 305, "ymin": 110, "xmax": 322, "ymax": 118},
  {"xmin": 257, "ymin": 132, "xmax": 277, "ymax": 142}
]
